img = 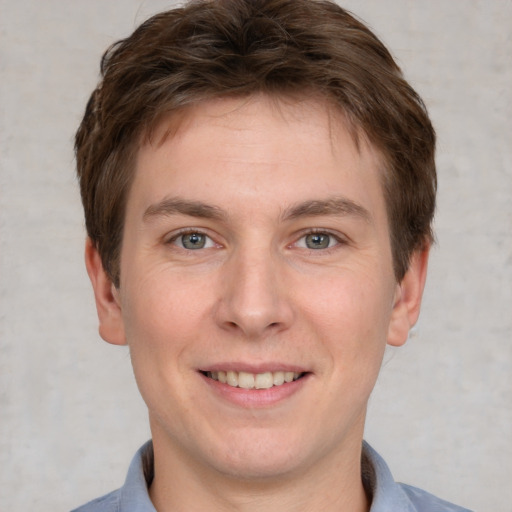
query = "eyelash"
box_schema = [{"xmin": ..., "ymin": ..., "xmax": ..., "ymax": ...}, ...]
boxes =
[
  {"xmin": 165, "ymin": 228, "xmax": 216, "ymax": 249},
  {"xmin": 164, "ymin": 228, "xmax": 347, "ymax": 253},
  {"xmin": 292, "ymin": 229, "xmax": 347, "ymax": 253}
]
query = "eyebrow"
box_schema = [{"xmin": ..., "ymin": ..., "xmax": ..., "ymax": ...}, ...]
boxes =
[
  {"xmin": 143, "ymin": 197, "xmax": 227, "ymax": 222},
  {"xmin": 281, "ymin": 197, "xmax": 372, "ymax": 223},
  {"xmin": 143, "ymin": 196, "xmax": 371, "ymax": 224}
]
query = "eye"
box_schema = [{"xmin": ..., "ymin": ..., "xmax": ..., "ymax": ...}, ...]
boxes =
[
  {"xmin": 296, "ymin": 232, "xmax": 340, "ymax": 250},
  {"xmin": 172, "ymin": 232, "xmax": 215, "ymax": 250}
]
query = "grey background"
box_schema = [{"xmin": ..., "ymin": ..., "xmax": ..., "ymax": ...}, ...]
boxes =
[{"xmin": 1, "ymin": 1, "xmax": 510, "ymax": 511}]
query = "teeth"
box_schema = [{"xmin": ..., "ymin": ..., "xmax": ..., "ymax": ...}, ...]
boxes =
[
  {"xmin": 255, "ymin": 372, "xmax": 273, "ymax": 389},
  {"xmin": 238, "ymin": 371, "xmax": 255, "ymax": 389},
  {"xmin": 226, "ymin": 371, "xmax": 238, "ymax": 387},
  {"xmin": 207, "ymin": 370, "xmax": 303, "ymax": 389},
  {"xmin": 273, "ymin": 371, "xmax": 285, "ymax": 386}
]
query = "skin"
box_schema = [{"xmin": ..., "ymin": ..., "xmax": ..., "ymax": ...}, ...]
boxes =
[{"xmin": 86, "ymin": 95, "xmax": 429, "ymax": 512}]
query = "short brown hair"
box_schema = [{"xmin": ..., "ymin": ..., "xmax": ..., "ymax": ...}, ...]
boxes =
[{"xmin": 76, "ymin": 0, "xmax": 436, "ymax": 287}]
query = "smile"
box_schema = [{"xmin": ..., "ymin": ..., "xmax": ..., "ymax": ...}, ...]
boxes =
[{"xmin": 204, "ymin": 370, "xmax": 304, "ymax": 390}]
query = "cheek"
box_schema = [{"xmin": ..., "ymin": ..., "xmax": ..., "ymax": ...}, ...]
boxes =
[
  {"xmin": 120, "ymin": 264, "xmax": 215, "ymax": 350},
  {"xmin": 119, "ymin": 271, "xmax": 204, "ymax": 405},
  {"xmin": 303, "ymin": 270, "xmax": 394, "ymax": 361}
]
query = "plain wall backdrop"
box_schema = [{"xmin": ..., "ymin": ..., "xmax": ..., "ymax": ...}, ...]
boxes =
[{"xmin": 1, "ymin": 1, "xmax": 511, "ymax": 511}]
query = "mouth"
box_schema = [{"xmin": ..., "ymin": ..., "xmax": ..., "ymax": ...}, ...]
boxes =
[{"xmin": 201, "ymin": 370, "xmax": 306, "ymax": 390}]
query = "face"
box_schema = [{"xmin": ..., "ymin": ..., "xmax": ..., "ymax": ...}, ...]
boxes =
[{"xmin": 88, "ymin": 95, "xmax": 427, "ymax": 483}]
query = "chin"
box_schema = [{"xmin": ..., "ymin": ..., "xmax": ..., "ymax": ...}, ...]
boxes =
[
  {"xmin": 215, "ymin": 451, "xmax": 303, "ymax": 481},
  {"xmin": 203, "ymin": 430, "xmax": 318, "ymax": 481}
]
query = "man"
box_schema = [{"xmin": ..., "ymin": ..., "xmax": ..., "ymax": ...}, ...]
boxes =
[{"xmin": 73, "ymin": 0, "xmax": 471, "ymax": 510}]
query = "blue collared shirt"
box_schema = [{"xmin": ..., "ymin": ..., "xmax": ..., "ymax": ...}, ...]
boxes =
[{"xmin": 72, "ymin": 441, "xmax": 472, "ymax": 512}]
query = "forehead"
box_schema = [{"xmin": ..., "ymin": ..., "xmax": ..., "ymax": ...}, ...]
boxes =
[
  {"xmin": 129, "ymin": 94, "xmax": 387, "ymax": 222},
  {"xmin": 147, "ymin": 94, "xmax": 362, "ymax": 152}
]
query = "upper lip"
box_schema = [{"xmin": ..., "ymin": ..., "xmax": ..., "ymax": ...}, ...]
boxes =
[{"xmin": 199, "ymin": 363, "xmax": 309, "ymax": 374}]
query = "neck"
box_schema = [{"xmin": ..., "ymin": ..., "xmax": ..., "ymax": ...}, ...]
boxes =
[{"xmin": 148, "ymin": 426, "xmax": 370, "ymax": 512}]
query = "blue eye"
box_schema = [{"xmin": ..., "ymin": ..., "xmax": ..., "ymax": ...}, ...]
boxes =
[
  {"xmin": 305, "ymin": 233, "xmax": 330, "ymax": 249},
  {"xmin": 174, "ymin": 232, "xmax": 214, "ymax": 250},
  {"xmin": 296, "ymin": 232, "xmax": 339, "ymax": 250}
]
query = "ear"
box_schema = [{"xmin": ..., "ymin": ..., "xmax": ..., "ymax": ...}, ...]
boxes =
[
  {"xmin": 84, "ymin": 238, "xmax": 127, "ymax": 346},
  {"xmin": 387, "ymin": 246, "xmax": 430, "ymax": 347}
]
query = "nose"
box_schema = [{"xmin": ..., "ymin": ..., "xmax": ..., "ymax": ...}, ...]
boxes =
[{"xmin": 214, "ymin": 248, "xmax": 294, "ymax": 340}]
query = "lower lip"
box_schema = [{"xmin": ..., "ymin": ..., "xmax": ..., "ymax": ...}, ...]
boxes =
[{"xmin": 200, "ymin": 373, "xmax": 310, "ymax": 407}]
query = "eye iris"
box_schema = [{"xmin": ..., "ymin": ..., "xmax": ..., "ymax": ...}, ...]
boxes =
[
  {"xmin": 182, "ymin": 233, "xmax": 205, "ymax": 249},
  {"xmin": 306, "ymin": 233, "xmax": 330, "ymax": 249}
]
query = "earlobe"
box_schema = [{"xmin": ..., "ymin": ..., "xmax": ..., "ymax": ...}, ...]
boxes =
[
  {"xmin": 387, "ymin": 246, "xmax": 430, "ymax": 347},
  {"xmin": 84, "ymin": 238, "xmax": 127, "ymax": 346}
]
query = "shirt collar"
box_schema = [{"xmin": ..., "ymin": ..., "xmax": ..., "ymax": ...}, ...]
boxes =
[
  {"xmin": 362, "ymin": 441, "xmax": 417, "ymax": 512},
  {"xmin": 118, "ymin": 441, "xmax": 156, "ymax": 512}
]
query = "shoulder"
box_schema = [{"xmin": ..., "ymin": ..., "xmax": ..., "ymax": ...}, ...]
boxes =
[
  {"xmin": 70, "ymin": 489, "xmax": 120, "ymax": 512},
  {"xmin": 399, "ymin": 483, "xmax": 473, "ymax": 512},
  {"xmin": 362, "ymin": 442, "xmax": 473, "ymax": 512},
  {"xmin": 71, "ymin": 489, "xmax": 120, "ymax": 512},
  {"xmin": 70, "ymin": 441, "xmax": 155, "ymax": 512}
]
